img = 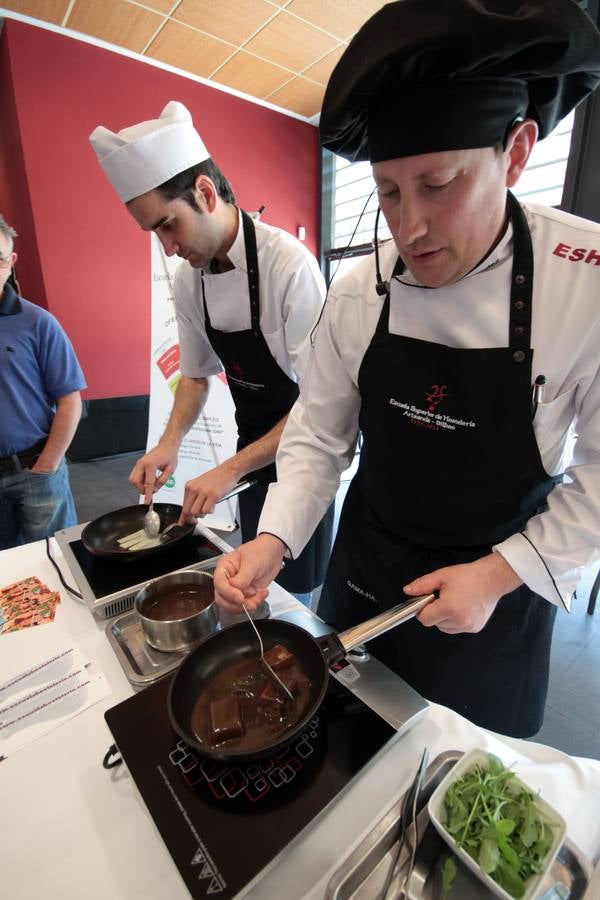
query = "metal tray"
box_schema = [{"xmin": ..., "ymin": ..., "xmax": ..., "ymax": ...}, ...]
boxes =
[
  {"xmin": 105, "ymin": 610, "xmax": 188, "ymax": 688},
  {"xmin": 325, "ymin": 750, "xmax": 592, "ymax": 899},
  {"xmin": 105, "ymin": 601, "xmax": 273, "ymax": 689}
]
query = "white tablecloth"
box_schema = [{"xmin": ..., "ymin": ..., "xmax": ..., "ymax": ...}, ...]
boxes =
[{"xmin": 2, "ymin": 538, "xmax": 600, "ymax": 900}]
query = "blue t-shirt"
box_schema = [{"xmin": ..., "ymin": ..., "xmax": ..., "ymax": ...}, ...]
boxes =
[{"xmin": 0, "ymin": 284, "xmax": 86, "ymax": 456}]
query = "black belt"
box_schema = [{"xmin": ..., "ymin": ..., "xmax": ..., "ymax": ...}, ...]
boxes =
[{"xmin": 0, "ymin": 439, "xmax": 46, "ymax": 473}]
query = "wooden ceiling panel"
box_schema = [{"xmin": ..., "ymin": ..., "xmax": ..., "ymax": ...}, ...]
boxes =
[
  {"xmin": 267, "ymin": 76, "xmax": 325, "ymax": 119},
  {"xmin": 287, "ymin": 0, "xmax": 385, "ymax": 41},
  {"xmin": 67, "ymin": 0, "xmax": 162, "ymax": 54},
  {"xmin": 146, "ymin": 19, "xmax": 234, "ymax": 79},
  {"xmin": 174, "ymin": 0, "xmax": 276, "ymax": 47},
  {"xmin": 136, "ymin": 0, "xmax": 175, "ymax": 12},
  {"xmin": 244, "ymin": 10, "xmax": 337, "ymax": 72},
  {"xmin": 0, "ymin": 0, "xmax": 70, "ymax": 24},
  {"xmin": 1, "ymin": 0, "xmax": 382, "ymax": 119},
  {"xmin": 302, "ymin": 43, "xmax": 346, "ymax": 86},
  {"xmin": 212, "ymin": 51, "xmax": 291, "ymax": 99}
]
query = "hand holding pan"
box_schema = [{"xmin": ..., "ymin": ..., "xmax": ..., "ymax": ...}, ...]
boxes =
[
  {"xmin": 177, "ymin": 480, "xmax": 257, "ymax": 526},
  {"xmin": 168, "ymin": 593, "xmax": 436, "ymax": 764}
]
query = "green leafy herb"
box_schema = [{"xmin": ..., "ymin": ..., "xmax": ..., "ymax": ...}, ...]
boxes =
[
  {"xmin": 443, "ymin": 753, "xmax": 557, "ymax": 899},
  {"xmin": 440, "ymin": 856, "xmax": 457, "ymax": 900}
]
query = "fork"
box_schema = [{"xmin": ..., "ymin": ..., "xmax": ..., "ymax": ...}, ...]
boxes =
[{"xmin": 241, "ymin": 602, "xmax": 294, "ymax": 702}]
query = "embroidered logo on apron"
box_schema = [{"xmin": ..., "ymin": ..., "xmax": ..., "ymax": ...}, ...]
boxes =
[
  {"xmin": 388, "ymin": 388, "xmax": 477, "ymax": 433},
  {"xmin": 425, "ymin": 383, "xmax": 450, "ymax": 412}
]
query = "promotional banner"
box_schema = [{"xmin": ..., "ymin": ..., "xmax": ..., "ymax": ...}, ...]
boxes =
[{"xmin": 147, "ymin": 235, "xmax": 239, "ymax": 530}]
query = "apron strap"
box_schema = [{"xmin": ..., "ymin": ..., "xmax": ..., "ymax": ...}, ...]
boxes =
[
  {"xmin": 240, "ymin": 209, "xmax": 261, "ymax": 335},
  {"xmin": 201, "ymin": 208, "xmax": 260, "ymax": 334},
  {"xmin": 375, "ymin": 191, "xmax": 534, "ymax": 359},
  {"xmin": 506, "ymin": 190, "xmax": 534, "ymax": 355}
]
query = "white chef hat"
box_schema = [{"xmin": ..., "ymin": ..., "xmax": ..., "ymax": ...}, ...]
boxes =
[{"xmin": 89, "ymin": 101, "xmax": 210, "ymax": 203}]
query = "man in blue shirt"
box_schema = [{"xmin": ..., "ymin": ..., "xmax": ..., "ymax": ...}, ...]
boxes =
[{"xmin": 0, "ymin": 214, "xmax": 86, "ymax": 549}]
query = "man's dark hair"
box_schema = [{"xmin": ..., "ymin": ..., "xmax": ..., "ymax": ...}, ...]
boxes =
[{"xmin": 157, "ymin": 159, "xmax": 236, "ymax": 208}]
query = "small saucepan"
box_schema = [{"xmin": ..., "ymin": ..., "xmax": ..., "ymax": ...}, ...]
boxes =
[
  {"xmin": 135, "ymin": 570, "xmax": 219, "ymax": 652},
  {"xmin": 168, "ymin": 592, "xmax": 435, "ymax": 763}
]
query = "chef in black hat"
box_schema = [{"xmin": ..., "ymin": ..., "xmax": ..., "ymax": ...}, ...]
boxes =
[{"xmin": 215, "ymin": 0, "xmax": 600, "ymax": 737}]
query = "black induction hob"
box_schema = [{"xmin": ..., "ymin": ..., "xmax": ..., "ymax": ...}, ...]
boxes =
[
  {"xmin": 69, "ymin": 534, "xmax": 221, "ymax": 599},
  {"xmin": 54, "ymin": 523, "xmax": 225, "ymax": 618},
  {"xmin": 105, "ymin": 672, "xmax": 396, "ymax": 899}
]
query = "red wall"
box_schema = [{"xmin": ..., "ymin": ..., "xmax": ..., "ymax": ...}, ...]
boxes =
[
  {"xmin": 0, "ymin": 26, "xmax": 47, "ymax": 308},
  {"xmin": 0, "ymin": 19, "xmax": 321, "ymax": 399}
]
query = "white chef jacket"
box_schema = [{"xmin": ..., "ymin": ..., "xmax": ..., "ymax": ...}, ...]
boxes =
[
  {"xmin": 173, "ymin": 210, "xmax": 325, "ymax": 386},
  {"xmin": 259, "ymin": 201, "xmax": 600, "ymax": 609}
]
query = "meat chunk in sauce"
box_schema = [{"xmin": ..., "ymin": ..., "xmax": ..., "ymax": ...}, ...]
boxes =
[
  {"xmin": 209, "ymin": 695, "xmax": 244, "ymax": 744},
  {"xmin": 263, "ymin": 643, "xmax": 295, "ymax": 672},
  {"xmin": 192, "ymin": 642, "xmax": 312, "ymax": 752},
  {"xmin": 259, "ymin": 673, "xmax": 298, "ymax": 709}
]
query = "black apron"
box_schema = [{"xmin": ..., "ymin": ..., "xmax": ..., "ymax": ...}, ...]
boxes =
[
  {"xmin": 202, "ymin": 209, "xmax": 333, "ymax": 593},
  {"xmin": 318, "ymin": 193, "xmax": 557, "ymax": 738}
]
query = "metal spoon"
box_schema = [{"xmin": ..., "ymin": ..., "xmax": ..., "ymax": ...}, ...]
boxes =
[
  {"xmin": 241, "ymin": 602, "xmax": 294, "ymax": 702},
  {"xmin": 143, "ymin": 501, "xmax": 161, "ymax": 538}
]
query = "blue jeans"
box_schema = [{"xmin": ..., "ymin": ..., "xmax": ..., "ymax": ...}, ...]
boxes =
[{"xmin": 0, "ymin": 457, "xmax": 77, "ymax": 550}]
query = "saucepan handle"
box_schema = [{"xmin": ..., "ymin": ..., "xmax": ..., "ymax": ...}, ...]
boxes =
[{"xmin": 338, "ymin": 593, "xmax": 437, "ymax": 654}]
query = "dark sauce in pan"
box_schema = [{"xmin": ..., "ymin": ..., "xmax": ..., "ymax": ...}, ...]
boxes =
[
  {"xmin": 191, "ymin": 648, "xmax": 311, "ymax": 753},
  {"xmin": 142, "ymin": 584, "xmax": 213, "ymax": 621}
]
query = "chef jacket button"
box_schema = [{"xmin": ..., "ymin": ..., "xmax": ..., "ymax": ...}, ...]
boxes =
[
  {"xmin": 513, "ymin": 325, "xmax": 525, "ymax": 336},
  {"xmin": 514, "ymin": 300, "xmax": 525, "ymax": 310},
  {"xmin": 515, "ymin": 274, "xmax": 526, "ymax": 285},
  {"xmin": 513, "ymin": 350, "xmax": 526, "ymax": 362}
]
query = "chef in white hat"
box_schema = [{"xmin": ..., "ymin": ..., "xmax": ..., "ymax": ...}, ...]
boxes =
[{"xmin": 90, "ymin": 101, "xmax": 334, "ymax": 607}]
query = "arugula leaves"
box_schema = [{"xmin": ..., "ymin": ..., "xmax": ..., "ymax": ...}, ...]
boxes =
[
  {"xmin": 441, "ymin": 856, "xmax": 457, "ymax": 900},
  {"xmin": 443, "ymin": 753, "xmax": 556, "ymax": 899}
]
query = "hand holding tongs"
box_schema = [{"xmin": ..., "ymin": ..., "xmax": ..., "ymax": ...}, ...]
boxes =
[
  {"xmin": 218, "ymin": 479, "xmax": 256, "ymax": 503},
  {"xmin": 160, "ymin": 481, "xmax": 256, "ymax": 541}
]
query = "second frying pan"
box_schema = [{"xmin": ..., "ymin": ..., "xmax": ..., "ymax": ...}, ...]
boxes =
[{"xmin": 81, "ymin": 502, "xmax": 195, "ymax": 562}]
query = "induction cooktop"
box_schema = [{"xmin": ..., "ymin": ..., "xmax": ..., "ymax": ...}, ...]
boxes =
[
  {"xmin": 54, "ymin": 521, "xmax": 231, "ymax": 618},
  {"xmin": 105, "ymin": 670, "xmax": 396, "ymax": 899}
]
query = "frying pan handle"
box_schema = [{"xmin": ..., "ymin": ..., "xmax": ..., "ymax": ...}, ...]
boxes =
[
  {"xmin": 219, "ymin": 480, "xmax": 257, "ymax": 503},
  {"xmin": 337, "ymin": 593, "xmax": 437, "ymax": 654}
]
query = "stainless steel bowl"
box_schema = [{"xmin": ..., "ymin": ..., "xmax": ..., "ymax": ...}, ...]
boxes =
[{"xmin": 134, "ymin": 570, "xmax": 219, "ymax": 652}]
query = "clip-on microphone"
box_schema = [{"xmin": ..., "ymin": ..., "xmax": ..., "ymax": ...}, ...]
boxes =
[{"xmin": 374, "ymin": 206, "xmax": 389, "ymax": 296}]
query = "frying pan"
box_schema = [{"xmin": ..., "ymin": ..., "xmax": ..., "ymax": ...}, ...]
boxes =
[
  {"xmin": 81, "ymin": 502, "xmax": 195, "ymax": 562},
  {"xmin": 168, "ymin": 593, "xmax": 435, "ymax": 763},
  {"xmin": 81, "ymin": 481, "xmax": 256, "ymax": 562}
]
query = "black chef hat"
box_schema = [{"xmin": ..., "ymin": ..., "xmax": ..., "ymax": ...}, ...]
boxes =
[{"xmin": 319, "ymin": 0, "xmax": 600, "ymax": 162}]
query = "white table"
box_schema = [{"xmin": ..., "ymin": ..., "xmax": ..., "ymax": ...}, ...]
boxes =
[{"xmin": 2, "ymin": 538, "xmax": 600, "ymax": 900}]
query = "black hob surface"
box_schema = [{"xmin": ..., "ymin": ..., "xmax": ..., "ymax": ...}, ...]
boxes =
[
  {"xmin": 105, "ymin": 671, "xmax": 395, "ymax": 899},
  {"xmin": 70, "ymin": 534, "xmax": 222, "ymax": 600}
]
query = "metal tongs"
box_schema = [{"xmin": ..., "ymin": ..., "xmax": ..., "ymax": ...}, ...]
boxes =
[
  {"xmin": 380, "ymin": 747, "xmax": 430, "ymax": 900},
  {"xmin": 159, "ymin": 481, "xmax": 256, "ymax": 542}
]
